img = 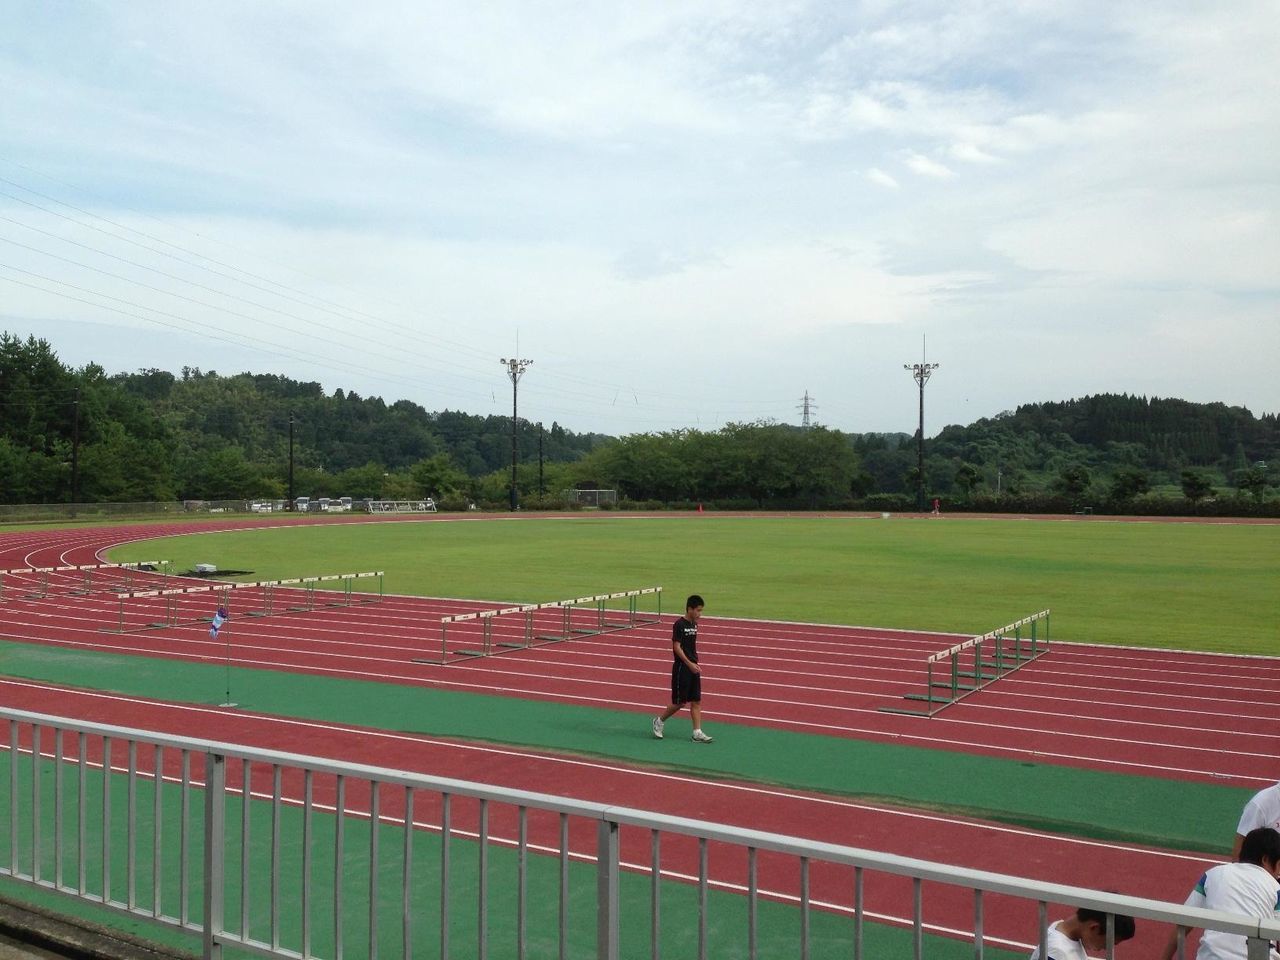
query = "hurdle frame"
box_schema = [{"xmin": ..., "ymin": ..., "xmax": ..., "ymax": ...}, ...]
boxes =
[
  {"xmin": 108, "ymin": 571, "xmax": 384, "ymax": 634},
  {"xmin": 880, "ymin": 609, "xmax": 1050, "ymax": 718},
  {"xmin": 421, "ymin": 587, "xmax": 662, "ymax": 665},
  {"xmin": 0, "ymin": 561, "xmax": 169, "ymax": 602}
]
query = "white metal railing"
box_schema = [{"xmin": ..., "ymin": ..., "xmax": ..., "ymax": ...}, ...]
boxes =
[{"xmin": 1, "ymin": 707, "xmax": 1275, "ymax": 960}]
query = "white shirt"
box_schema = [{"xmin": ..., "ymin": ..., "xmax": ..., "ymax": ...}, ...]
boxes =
[
  {"xmin": 1183, "ymin": 862, "xmax": 1280, "ymax": 960},
  {"xmin": 1028, "ymin": 920, "xmax": 1088, "ymax": 960},
  {"xmin": 1238, "ymin": 784, "xmax": 1280, "ymax": 836}
]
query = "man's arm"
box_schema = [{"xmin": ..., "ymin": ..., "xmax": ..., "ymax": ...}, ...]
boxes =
[
  {"xmin": 1159, "ymin": 925, "xmax": 1192, "ymax": 960},
  {"xmin": 672, "ymin": 640, "xmax": 700, "ymax": 674}
]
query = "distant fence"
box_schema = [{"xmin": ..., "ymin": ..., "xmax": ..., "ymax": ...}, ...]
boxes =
[{"xmin": 0, "ymin": 501, "xmax": 268, "ymax": 523}]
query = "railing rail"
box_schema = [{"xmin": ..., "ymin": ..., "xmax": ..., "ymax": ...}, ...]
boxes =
[{"xmin": 1, "ymin": 706, "xmax": 1273, "ymax": 960}]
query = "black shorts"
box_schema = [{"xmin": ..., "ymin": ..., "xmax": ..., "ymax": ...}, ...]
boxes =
[{"xmin": 671, "ymin": 662, "xmax": 701, "ymax": 704}]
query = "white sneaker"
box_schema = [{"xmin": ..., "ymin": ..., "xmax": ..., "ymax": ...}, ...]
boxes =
[
  {"xmin": 691, "ymin": 730, "xmax": 714, "ymax": 743},
  {"xmin": 652, "ymin": 716, "xmax": 664, "ymax": 739}
]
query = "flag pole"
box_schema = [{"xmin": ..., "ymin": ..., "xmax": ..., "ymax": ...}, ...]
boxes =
[{"xmin": 211, "ymin": 604, "xmax": 237, "ymax": 708}]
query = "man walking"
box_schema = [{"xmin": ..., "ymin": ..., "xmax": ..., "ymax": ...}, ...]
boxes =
[{"xmin": 652, "ymin": 594, "xmax": 713, "ymax": 743}]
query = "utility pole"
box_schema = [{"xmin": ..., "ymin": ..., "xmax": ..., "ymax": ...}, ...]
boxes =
[
  {"xmin": 538, "ymin": 422, "xmax": 545, "ymax": 496},
  {"xmin": 797, "ymin": 391, "xmax": 817, "ymax": 429},
  {"xmin": 288, "ymin": 413, "xmax": 295, "ymax": 509},
  {"xmin": 70, "ymin": 387, "xmax": 80, "ymax": 513},
  {"xmin": 903, "ymin": 339, "xmax": 939, "ymax": 512},
  {"xmin": 501, "ymin": 357, "xmax": 532, "ymax": 511}
]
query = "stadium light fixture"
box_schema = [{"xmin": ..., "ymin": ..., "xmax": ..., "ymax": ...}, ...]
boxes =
[
  {"xmin": 904, "ymin": 341, "xmax": 939, "ymax": 512},
  {"xmin": 501, "ymin": 358, "xmax": 533, "ymax": 511}
]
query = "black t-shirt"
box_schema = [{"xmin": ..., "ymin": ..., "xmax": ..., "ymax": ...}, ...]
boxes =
[{"xmin": 672, "ymin": 616, "xmax": 698, "ymax": 664}]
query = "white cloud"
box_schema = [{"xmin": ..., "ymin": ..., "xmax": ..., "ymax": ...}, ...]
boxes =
[
  {"xmin": 867, "ymin": 167, "xmax": 899, "ymax": 189},
  {"xmin": 949, "ymin": 142, "xmax": 1000, "ymax": 164},
  {"xmin": 904, "ymin": 152, "xmax": 954, "ymax": 178}
]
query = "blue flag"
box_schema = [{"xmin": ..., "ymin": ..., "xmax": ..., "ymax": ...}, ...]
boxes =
[{"xmin": 210, "ymin": 606, "xmax": 228, "ymax": 639}]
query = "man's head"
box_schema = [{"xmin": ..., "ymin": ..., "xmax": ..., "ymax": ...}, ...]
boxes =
[
  {"xmin": 1239, "ymin": 827, "xmax": 1280, "ymax": 875},
  {"xmin": 1074, "ymin": 908, "xmax": 1136, "ymax": 950},
  {"xmin": 685, "ymin": 594, "xmax": 705, "ymax": 620}
]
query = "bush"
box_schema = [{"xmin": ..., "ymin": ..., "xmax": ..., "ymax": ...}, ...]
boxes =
[
  {"xmin": 711, "ymin": 499, "xmax": 760, "ymax": 511},
  {"xmin": 860, "ymin": 493, "xmax": 915, "ymax": 512},
  {"xmin": 618, "ymin": 499, "xmax": 665, "ymax": 511}
]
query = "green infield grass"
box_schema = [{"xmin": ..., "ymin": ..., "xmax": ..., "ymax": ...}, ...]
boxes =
[{"xmin": 105, "ymin": 515, "xmax": 1280, "ymax": 654}]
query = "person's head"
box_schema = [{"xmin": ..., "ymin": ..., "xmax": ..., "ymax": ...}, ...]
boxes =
[
  {"xmin": 1074, "ymin": 908, "xmax": 1136, "ymax": 950},
  {"xmin": 685, "ymin": 595, "xmax": 705, "ymax": 620},
  {"xmin": 1239, "ymin": 827, "xmax": 1280, "ymax": 874}
]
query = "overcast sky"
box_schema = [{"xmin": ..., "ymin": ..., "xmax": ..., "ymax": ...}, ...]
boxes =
[{"xmin": 1, "ymin": 1, "xmax": 1276, "ymax": 437}]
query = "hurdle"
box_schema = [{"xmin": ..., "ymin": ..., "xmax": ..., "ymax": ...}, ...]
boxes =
[
  {"xmin": 420, "ymin": 586, "xmax": 663, "ymax": 664},
  {"xmin": 0, "ymin": 561, "xmax": 170, "ymax": 602},
  {"xmin": 879, "ymin": 609, "xmax": 1050, "ymax": 718},
  {"xmin": 108, "ymin": 571, "xmax": 384, "ymax": 634}
]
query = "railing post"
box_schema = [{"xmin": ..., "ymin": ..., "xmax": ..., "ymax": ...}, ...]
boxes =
[
  {"xmin": 203, "ymin": 752, "xmax": 226, "ymax": 960},
  {"xmin": 597, "ymin": 818, "xmax": 620, "ymax": 960}
]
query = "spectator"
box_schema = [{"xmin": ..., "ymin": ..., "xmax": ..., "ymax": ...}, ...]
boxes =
[
  {"xmin": 1030, "ymin": 907, "xmax": 1136, "ymax": 959},
  {"xmin": 1234, "ymin": 781, "xmax": 1280, "ymax": 860},
  {"xmin": 1160, "ymin": 827, "xmax": 1280, "ymax": 960}
]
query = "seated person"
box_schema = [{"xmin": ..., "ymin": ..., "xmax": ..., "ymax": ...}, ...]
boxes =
[{"xmin": 1030, "ymin": 907, "xmax": 1136, "ymax": 959}]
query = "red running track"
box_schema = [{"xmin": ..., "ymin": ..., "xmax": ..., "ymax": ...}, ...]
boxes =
[
  {"xmin": 1, "ymin": 519, "xmax": 1276, "ymax": 955},
  {"xmin": 1, "ymin": 521, "xmax": 1273, "ymax": 786}
]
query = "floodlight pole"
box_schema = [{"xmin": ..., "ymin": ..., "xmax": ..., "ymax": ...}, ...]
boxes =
[
  {"xmin": 903, "ymin": 348, "xmax": 939, "ymax": 512},
  {"xmin": 288, "ymin": 413, "xmax": 295, "ymax": 509},
  {"xmin": 501, "ymin": 357, "xmax": 532, "ymax": 511},
  {"xmin": 70, "ymin": 387, "xmax": 80, "ymax": 514}
]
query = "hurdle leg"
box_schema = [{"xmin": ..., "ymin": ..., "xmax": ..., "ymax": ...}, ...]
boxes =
[{"xmin": 71, "ymin": 569, "xmax": 91, "ymax": 597}]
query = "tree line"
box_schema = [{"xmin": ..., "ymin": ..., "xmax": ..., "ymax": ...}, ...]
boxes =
[{"xmin": 1, "ymin": 332, "xmax": 1276, "ymax": 512}]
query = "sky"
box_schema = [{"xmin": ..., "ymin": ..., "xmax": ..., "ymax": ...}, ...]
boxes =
[{"xmin": 1, "ymin": 1, "xmax": 1277, "ymax": 438}]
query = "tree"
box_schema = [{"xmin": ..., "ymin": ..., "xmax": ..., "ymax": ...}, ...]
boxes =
[
  {"xmin": 953, "ymin": 462, "xmax": 982, "ymax": 499},
  {"xmin": 410, "ymin": 453, "xmax": 468, "ymax": 498},
  {"xmin": 1180, "ymin": 470, "xmax": 1215, "ymax": 502},
  {"xmin": 1053, "ymin": 464, "xmax": 1092, "ymax": 501},
  {"xmin": 1234, "ymin": 466, "xmax": 1267, "ymax": 501},
  {"xmin": 1109, "ymin": 468, "xmax": 1150, "ymax": 503}
]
